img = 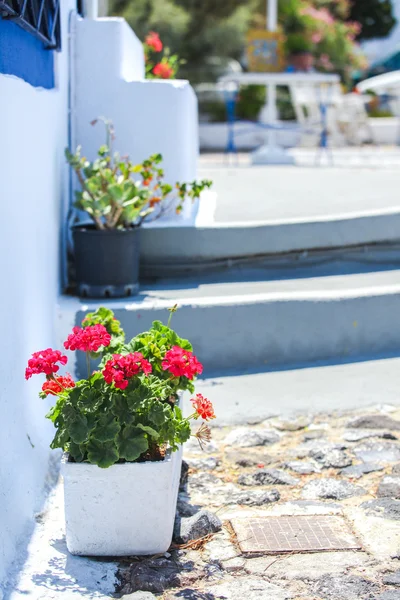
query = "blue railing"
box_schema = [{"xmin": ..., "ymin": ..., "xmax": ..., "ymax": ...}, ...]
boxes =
[{"xmin": 0, "ymin": 0, "xmax": 61, "ymax": 50}]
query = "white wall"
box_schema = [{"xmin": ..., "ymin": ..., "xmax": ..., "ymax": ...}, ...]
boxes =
[
  {"xmin": 74, "ymin": 18, "xmax": 199, "ymax": 222},
  {"xmin": 0, "ymin": 2, "xmax": 74, "ymax": 589}
]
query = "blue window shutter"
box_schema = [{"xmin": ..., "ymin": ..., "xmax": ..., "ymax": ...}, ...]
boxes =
[{"xmin": 0, "ymin": 20, "xmax": 55, "ymax": 89}]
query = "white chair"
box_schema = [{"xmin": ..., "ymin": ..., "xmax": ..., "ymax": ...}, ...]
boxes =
[{"xmin": 289, "ymin": 81, "xmax": 373, "ymax": 146}]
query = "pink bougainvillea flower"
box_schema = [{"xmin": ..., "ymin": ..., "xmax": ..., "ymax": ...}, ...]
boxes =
[
  {"xmin": 25, "ymin": 349, "xmax": 68, "ymax": 379},
  {"xmin": 42, "ymin": 374, "xmax": 75, "ymax": 396},
  {"xmin": 145, "ymin": 31, "xmax": 163, "ymax": 52},
  {"xmin": 162, "ymin": 346, "xmax": 203, "ymax": 380},
  {"xmin": 301, "ymin": 6, "xmax": 334, "ymax": 25},
  {"xmin": 64, "ymin": 324, "xmax": 111, "ymax": 353},
  {"xmin": 191, "ymin": 394, "xmax": 215, "ymax": 421},
  {"xmin": 153, "ymin": 62, "xmax": 174, "ymax": 79},
  {"xmin": 102, "ymin": 352, "xmax": 152, "ymax": 390},
  {"xmin": 311, "ymin": 32, "xmax": 322, "ymax": 44}
]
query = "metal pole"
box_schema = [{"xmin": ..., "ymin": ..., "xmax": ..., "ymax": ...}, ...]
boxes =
[
  {"xmin": 267, "ymin": 0, "xmax": 277, "ymax": 31},
  {"xmin": 266, "ymin": 0, "xmax": 278, "ymax": 148}
]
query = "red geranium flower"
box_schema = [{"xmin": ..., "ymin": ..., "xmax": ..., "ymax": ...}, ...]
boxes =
[
  {"xmin": 162, "ymin": 346, "xmax": 203, "ymax": 380},
  {"xmin": 42, "ymin": 374, "xmax": 75, "ymax": 396},
  {"xmin": 191, "ymin": 394, "xmax": 215, "ymax": 421},
  {"xmin": 145, "ymin": 31, "xmax": 163, "ymax": 52},
  {"xmin": 25, "ymin": 349, "xmax": 68, "ymax": 380},
  {"xmin": 102, "ymin": 352, "xmax": 152, "ymax": 390},
  {"xmin": 64, "ymin": 324, "xmax": 111, "ymax": 353},
  {"xmin": 153, "ymin": 62, "xmax": 173, "ymax": 79}
]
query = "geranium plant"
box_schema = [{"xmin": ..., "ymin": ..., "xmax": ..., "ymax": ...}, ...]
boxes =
[
  {"xmin": 143, "ymin": 31, "xmax": 183, "ymax": 79},
  {"xmin": 65, "ymin": 118, "xmax": 212, "ymax": 230},
  {"xmin": 25, "ymin": 307, "xmax": 214, "ymax": 468}
]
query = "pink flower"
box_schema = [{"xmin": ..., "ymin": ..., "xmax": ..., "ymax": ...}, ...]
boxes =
[
  {"xmin": 145, "ymin": 31, "xmax": 163, "ymax": 53},
  {"xmin": 312, "ymin": 32, "xmax": 322, "ymax": 44},
  {"xmin": 25, "ymin": 349, "xmax": 68, "ymax": 379},
  {"xmin": 153, "ymin": 62, "xmax": 174, "ymax": 79},
  {"xmin": 191, "ymin": 394, "xmax": 215, "ymax": 420},
  {"xmin": 42, "ymin": 374, "xmax": 75, "ymax": 395},
  {"xmin": 64, "ymin": 324, "xmax": 111, "ymax": 352},
  {"xmin": 162, "ymin": 346, "xmax": 203, "ymax": 380},
  {"xmin": 301, "ymin": 6, "xmax": 334, "ymax": 25},
  {"xmin": 102, "ymin": 353, "xmax": 152, "ymax": 390}
]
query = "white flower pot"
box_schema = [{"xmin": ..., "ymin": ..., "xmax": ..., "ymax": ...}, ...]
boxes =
[{"xmin": 61, "ymin": 445, "xmax": 182, "ymax": 556}]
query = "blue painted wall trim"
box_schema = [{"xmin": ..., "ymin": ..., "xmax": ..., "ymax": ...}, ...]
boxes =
[{"xmin": 0, "ymin": 20, "xmax": 55, "ymax": 89}]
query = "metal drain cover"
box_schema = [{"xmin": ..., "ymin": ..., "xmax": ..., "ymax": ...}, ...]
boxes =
[{"xmin": 230, "ymin": 515, "xmax": 362, "ymax": 555}]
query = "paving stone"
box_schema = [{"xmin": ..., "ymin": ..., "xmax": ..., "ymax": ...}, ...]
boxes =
[
  {"xmin": 127, "ymin": 556, "xmax": 202, "ymax": 594},
  {"xmin": 270, "ymin": 415, "xmax": 311, "ymax": 431},
  {"xmin": 383, "ymin": 570, "xmax": 400, "ymax": 585},
  {"xmin": 361, "ymin": 498, "xmax": 400, "ymax": 521},
  {"xmin": 184, "ymin": 437, "xmax": 219, "ymax": 454},
  {"xmin": 204, "ymin": 538, "xmax": 239, "ymax": 562},
  {"xmin": 174, "ymin": 510, "xmax": 222, "ymax": 544},
  {"xmin": 354, "ymin": 441, "xmax": 400, "ymax": 463},
  {"xmin": 303, "ymin": 430, "xmax": 326, "ymax": 441},
  {"xmin": 302, "ymin": 478, "xmax": 366, "ymax": 500},
  {"xmin": 310, "ymin": 448, "xmax": 353, "ymax": 469},
  {"xmin": 206, "ymin": 577, "xmax": 292, "ymax": 600},
  {"xmin": 377, "ymin": 592, "xmax": 400, "ymax": 600},
  {"xmin": 164, "ymin": 590, "xmax": 214, "ymax": 600},
  {"xmin": 231, "ymin": 489, "xmax": 280, "ymax": 506},
  {"xmin": 177, "ymin": 498, "xmax": 200, "ymax": 517},
  {"xmin": 238, "ymin": 468, "xmax": 299, "ymax": 487},
  {"xmin": 285, "ymin": 461, "xmax": 321, "ymax": 474},
  {"xmin": 313, "ymin": 575, "xmax": 380, "ymax": 599},
  {"xmin": 224, "ymin": 427, "xmax": 280, "ymax": 448},
  {"xmin": 340, "ymin": 462, "xmax": 384, "ymax": 479},
  {"xmin": 378, "ymin": 477, "xmax": 400, "ymax": 499},
  {"xmin": 265, "ymin": 499, "xmax": 342, "ymax": 515},
  {"xmin": 347, "ymin": 415, "xmax": 400, "ymax": 430},
  {"xmin": 244, "ymin": 551, "xmax": 369, "ymax": 580},
  {"xmin": 221, "ymin": 557, "xmax": 246, "ymax": 572},
  {"xmin": 343, "ymin": 430, "xmax": 397, "ymax": 442},
  {"xmin": 180, "ymin": 460, "xmax": 189, "ymax": 487},
  {"xmin": 187, "ymin": 472, "xmax": 222, "ymax": 491},
  {"xmin": 122, "ymin": 593, "xmax": 158, "ymax": 600},
  {"xmin": 185, "ymin": 457, "xmax": 220, "ymax": 471},
  {"xmin": 224, "ymin": 449, "xmax": 273, "ymax": 467},
  {"xmin": 293, "ymin": 439, "xmax": 346, "ymax": 459}
]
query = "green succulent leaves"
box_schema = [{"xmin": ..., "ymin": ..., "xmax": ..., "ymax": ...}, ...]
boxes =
[{"xmin": 65, "ymin": 120, "xmax": 212, "ymax": 231}]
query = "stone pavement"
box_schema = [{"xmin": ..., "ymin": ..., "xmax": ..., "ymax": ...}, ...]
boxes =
[{"xmin": 120, "ymin": 405, "xmax": 400, "ymax": 600}]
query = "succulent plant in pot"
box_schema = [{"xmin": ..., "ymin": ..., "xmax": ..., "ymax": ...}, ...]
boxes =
[
  {"xmin": 66, "ymin": 118, "xmax": 212, "ymax": 298},
  {"xmin": 25, "ymin": 306, "xmax": 215, "ymax": 556}
]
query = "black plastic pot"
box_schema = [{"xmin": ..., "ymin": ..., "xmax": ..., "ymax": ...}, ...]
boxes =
[{"xmin": 73, "ymin": 225, "xmax": 140, "ymax": 298}]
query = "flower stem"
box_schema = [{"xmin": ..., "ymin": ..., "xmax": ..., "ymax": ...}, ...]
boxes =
[{"xmin": 86, "ymin": 352, "xmax": 91, "ymax": 378}]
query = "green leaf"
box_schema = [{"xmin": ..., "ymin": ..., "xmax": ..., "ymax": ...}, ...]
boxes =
[
  {"xmin": 87, "ymin": 439, "xmax": 119, "ymax": 468},
  {"xmin": 136, "ymin": 423, "xmax": 159, "ymax": 439},
  {"xmin": 68, "ymin": 441, "xmax": 85, "ymax": 462},
  {"xmin": 175, "ymin": 420, "xmax": 191, "ymax": 444},
  {"xmin": 111, "ymin": 394, "xmax": 135, "ymax": 424},
  {"xmin": 50, "ymin": 426, "xmax": 69, "ymax": 450},
  {"xmin": 77, "ymin": 387, "xmax": 103, "ymax": 413},
  {"xmin": 118, "ymin": 426, "xmax": 148, "ymax": 461},
  {"xmin": 91, "ymin": 414, "xmax": 121, "ymax": 442},
  {"xmin": 69, "ymin": 414, "xmax": 89, "ymax": 444},
  {"xmin": 148, "ymin": 401, "xmax": 171, "ymax": 426}
]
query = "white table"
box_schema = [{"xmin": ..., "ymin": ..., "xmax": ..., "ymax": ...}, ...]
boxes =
[{"xmin": 219, "ymin": 72, "xmax": 340, "ymax": 164}]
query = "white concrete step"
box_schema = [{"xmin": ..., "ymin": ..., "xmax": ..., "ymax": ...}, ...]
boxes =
[
  {"xmin": 141, "ymin": 164, "xmax": 400, "ymax": 276},
  {"xmin": 62, "ymin": 266, "xmax": 400, "ymax": 373}
]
